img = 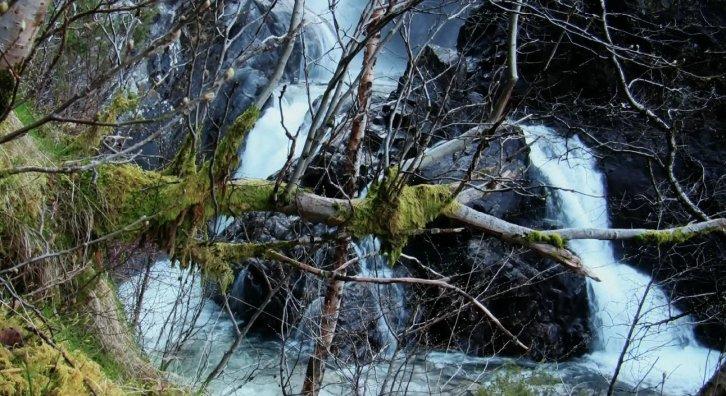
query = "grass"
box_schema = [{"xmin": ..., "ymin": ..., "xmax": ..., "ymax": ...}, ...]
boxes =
[
  {"xmin": 475, "ymin": 363, "xmax": 560, "ymax": 396},
  {"xmin": 43, "ymin": 306, "xmax": 125, "ymax": 382},
  {"xmin": 14, "ymin": 102, "xmax": 73, "ymax": 161}
]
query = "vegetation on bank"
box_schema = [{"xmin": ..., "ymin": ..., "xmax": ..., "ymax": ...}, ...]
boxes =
[
  {"xmin": 0, "ymin": 110, "xmax": 182, "ymax": 394},
  {"xmin": 0, "ymin": 307, "xmax": 123, "ymax": 395},
  {"xmin": 475, "ymin": 364, "xmax": 561, "ymax": 396}
]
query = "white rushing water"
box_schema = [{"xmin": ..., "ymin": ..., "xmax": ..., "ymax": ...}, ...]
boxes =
[
  {"xmin": 522, "ymin": 124, "xmax": 721, "ymax": 394},
  {"xmin": 352, "ymin": 236, "xmax": 407, "ymax": 358}
]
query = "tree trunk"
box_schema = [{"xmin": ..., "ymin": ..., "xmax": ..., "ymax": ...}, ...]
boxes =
[
  {"xmin": 301, "ymin": 239, "xmax": 348, "ymax": 396},
  {"xmin": 488, "ymin": 0, "xmax": 521, "ymax": 123},
  {"xmin": 0, "ymin": 0, "xmax": 48, "ymax": 70},
  {"xmin": 302, "ymin": 6, "xmax": 384, "ymax": 393},
  {"xmin": 344, "ymin": 6, "xmax": 382, "ymax": 195}
]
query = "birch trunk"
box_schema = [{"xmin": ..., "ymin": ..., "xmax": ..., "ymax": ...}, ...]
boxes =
[{"xmin": 0, "ymin": 0, "xmax": 48, "ymax": 70}]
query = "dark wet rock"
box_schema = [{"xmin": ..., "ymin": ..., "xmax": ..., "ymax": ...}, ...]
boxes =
[
  {"xmin": 596, "ymin": 126, "xmax": 726, "ymax": 350},
  {"xmin": 400, "ymin": 126, "xmax": 590, "ymax": 361},
  {"xmin": 456, "ymin": 0, "xmax": 726, "ymax": 351}
]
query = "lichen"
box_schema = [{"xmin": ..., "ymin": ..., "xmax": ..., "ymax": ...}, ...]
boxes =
[
  {"xmin": 637, "ymin": 229, "xmax": 695, "ymax": 244},
  {"xmin": 524, "ymin": 231, "xmax": 566, "ymax": 248}
]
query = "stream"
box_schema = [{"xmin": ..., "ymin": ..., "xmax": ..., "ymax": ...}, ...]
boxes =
[{"xmin": 117, "ymin": 1, "xmax": 720, "ymax": 394}]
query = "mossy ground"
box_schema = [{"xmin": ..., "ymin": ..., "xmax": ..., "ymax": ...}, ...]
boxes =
[
  {"xmin": 0, "ymin": 308, "xmax": 124, "ymax": 395},
  {"xmin": 475, "ymin": 363, "xmax": 560, "ymax": 396},
  {"xmin": 0, "ymin": 111, "xmax": 174, "ymax": 393}
]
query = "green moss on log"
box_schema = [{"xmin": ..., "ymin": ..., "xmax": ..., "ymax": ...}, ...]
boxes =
[
  {"xmin": 347, "ymin": 169, "xmax": 455, "ymax": 263},
  {"xmin": 211, "ymin": 106, "xmax": 260, "ymax": 181},
  {"xmin": 222, "ymin": 179, "xmax": 277, "ymax": 213},
  {"xmin": 163, "ymin": 132, "xmax": 197, "ymax": 177},
  {"xmin": 637, "ymin": 229, "xmax": 695, "ymax": 244},
  {"xmin": 187, "ymin": 240, "xmax": 298, "ymax": 290},
  {"xmin": 524, "ymin": 231, "xmax": 566, "ymax": 248}
]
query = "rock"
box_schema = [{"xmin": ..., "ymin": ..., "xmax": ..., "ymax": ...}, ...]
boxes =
[
  {"xmin": 0, "ymin": 328, "xmax": 23, "ymax": 348},
  {"xmin": 597, "ymin": 125, "xmax": 726, "ymax": 350}
]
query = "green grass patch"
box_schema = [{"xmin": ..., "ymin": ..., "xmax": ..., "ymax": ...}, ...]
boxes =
[
  {"xmin": 476, "ymin": 363, "xmax": 560, "ymax": 396},
  {"xmin": 42, "ymin": 306, "xmax": 125, "ymax": 382},
  {"xmin": 14, "ymin": 102, "xmax": 76, "ymax": 161}
]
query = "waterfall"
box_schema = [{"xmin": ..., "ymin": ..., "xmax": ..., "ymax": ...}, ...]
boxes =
[
  {"xmin": 233, "ymin": 0, "xmax": 343, "ymax": 181},
  {"xmin": 352, "ymin": 236, "xmax": 407, "ymax": 358},
  {"xmin": 522, "ymin": 124, "xmax": 720, "ymax": 394}
]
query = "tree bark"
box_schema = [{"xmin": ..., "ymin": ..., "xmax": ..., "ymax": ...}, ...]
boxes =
[
  {"xmin": 488, "ymin": 0, "xmax": 521, "ymax": 123},
  {"xmin": 301, "ymin": 240, "xmax": 348, "ymax": 396},
  {"xmin": 344, "ymin": 6, "xmax": 382, "ymax": 195},
  {"xmin": 0, "ymin": 0, "xmax": 48, "ymax": 70}
]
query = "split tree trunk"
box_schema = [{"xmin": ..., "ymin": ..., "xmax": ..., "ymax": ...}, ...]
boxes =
[
  {"xmin": 488, "ymin": 0, "xmax": 521, "ymax": 123},
  {"xmin": 344, "ymin": 6, "xmax": 383, "ymax": 195},
  {"xmin": 302, "ymin": 6, "xmax": 384, "ymax": 393}
]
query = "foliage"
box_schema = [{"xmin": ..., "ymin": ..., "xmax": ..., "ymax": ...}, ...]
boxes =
[
  {"xmin": 0, "ymin": 308, "xmax": 124, "ymax": 395},
  {"xmin": 475, "ymin": 364, "xmax": 560, "ymax": 396}
]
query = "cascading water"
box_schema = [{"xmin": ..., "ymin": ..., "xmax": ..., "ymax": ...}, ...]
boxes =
[
  {"xmin": 352, "ymin": 236, "xmax": 407, "ymax": 358},
  {"xmin": 522, "ymin": 124, "xmax": 720, "ymax": 394},
  {"xmin": 116, "ymin": 0, "xmax": 726, "ymax": 393}
]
